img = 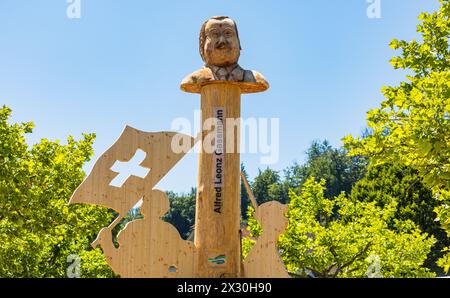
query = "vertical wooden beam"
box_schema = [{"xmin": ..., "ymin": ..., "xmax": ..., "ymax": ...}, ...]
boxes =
[{"xmin": 194, "ymin": 83, "xmax": 242, "ymax": 277}]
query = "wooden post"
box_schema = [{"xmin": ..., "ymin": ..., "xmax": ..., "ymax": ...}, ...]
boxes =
[
  {"xmin": 194, "ymin": 82, "xmax": 242, "ymax": 277},
  {"xmin": 180, "ymin": 16, "xmax": 269, "ymax": 278}
]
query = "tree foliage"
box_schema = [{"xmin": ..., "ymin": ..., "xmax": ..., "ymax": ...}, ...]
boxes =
[
  {"xmin": 163, "ymin": 188, "xmax": 196, "ymax": 240},
  {"xmin": 343, "ymin": 0, "xmax": 450, "ymax": 272},
  {"xmin": 240, "ymin": 164, "xmax": 252, "ymax": 220},
  {"xmin": 351, "ymin": 164, "xmax": 449, "ymax": 273},
  {"xmin": 251, "ymin": 168, "xmax": 288, "ymax": 205},
  {"xmin": 276, "ymin": 178, "xmax": 435, "ymax": 278},
  {"xmin": 0, "ymin": 106, "xmax": 114, "ymax": 277},
  {"xmin": 285, "ymin": 140, "xmax": 367, "ymax": 199},
  {"xmin": 241, "ymin": 206, "xmax": 261, "ymax": 259},
  {"xmin": 248, "ymin": 140, "xmax": 367, "ymax": 209}
]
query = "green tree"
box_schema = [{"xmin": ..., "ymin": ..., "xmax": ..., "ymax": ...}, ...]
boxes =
[
  {"xmin": 343, "ymin": 0, "xmax": 450, "ymax": 272},
  {"xmin": 252, "ymin": 168, "xmax": 288, "ymax": 204},
  {"xmin": 163, "ymin": 188, "xmax": 196, "ymax": 239},
  {"xmin": 0, "ymin": 106, "xmax": 114, "ymax": 277},
  {"xmin": 241, "ymin": 206, "xmax": 262, "ymax": 259},
  {"xmin": 351, "ymin": 164, "xmax": 449, "ymax": 274},
  {"xmin": 240, "ymin": 164, "xmax": 252, "ymax": 220},
  {"xmin": 284, "ymin": 140, "xmax": 367, "ymax": 199},
  {"xmin": 276, "ymin": 178, "xmax": 435, "ymax": 278}
]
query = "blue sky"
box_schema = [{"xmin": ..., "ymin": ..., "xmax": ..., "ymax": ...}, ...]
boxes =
[{"xmin": 0, "ymin": 0, "xmax": 441, "ymax": 193}]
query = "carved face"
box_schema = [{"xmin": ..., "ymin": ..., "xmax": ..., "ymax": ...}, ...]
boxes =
[{"xmin": 203, "ymin": 18, "xmax": 240, "ymax": 67}]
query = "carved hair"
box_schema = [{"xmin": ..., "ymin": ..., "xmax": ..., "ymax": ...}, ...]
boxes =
[{"xmin": 199, "ymin": 16, "xmax": 242, "ymax": 62}]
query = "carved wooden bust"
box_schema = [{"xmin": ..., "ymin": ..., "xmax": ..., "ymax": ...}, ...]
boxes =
[{"xmin": 181, "ymin": 16, "xmax": 269, "ymax": 94}]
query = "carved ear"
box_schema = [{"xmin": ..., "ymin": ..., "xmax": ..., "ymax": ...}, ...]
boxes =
[
  {"xmin": 199, "ymin": 20, "xmax": 208, "ymax": 61},
  {"xmin": 232, "ymin": 18, "xmax": 242, "ymax": 50}
]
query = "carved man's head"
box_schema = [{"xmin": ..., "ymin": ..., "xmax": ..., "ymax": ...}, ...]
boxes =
[
  {"xmin": 199, "ymin": 16, "xmax": 242, "ymax": 67},
  {"xmin": 142, "ymin": 191, "xmax": 169, "ymax": 217}
]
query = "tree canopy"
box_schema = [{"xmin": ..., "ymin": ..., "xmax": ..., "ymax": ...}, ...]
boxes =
[
  {"xmin": 0, "ymin": 106, "xmax": 114, "ymax": 277},
  {"xmin": 350, "ymin": 164, "xmax": 449, "ymax": 273},
  {"xmin": 244, "ymin": 178, "xmax": 435, "ymax": 278},
  {"xmin": 163, "ymin": 188, "xmax": 196, "ymax": 240},
  {"xmin": 284, "ymin": 140, "xmax": 367, "ymax": 199},
  {"xmin": 343, "ymin": 0, "xmax": 450, "ymax": 273}
]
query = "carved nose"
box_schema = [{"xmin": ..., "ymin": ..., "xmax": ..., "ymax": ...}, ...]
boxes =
[{"xmin": 216, "ymin": 36, "xmax": 227, "ymax": 48}]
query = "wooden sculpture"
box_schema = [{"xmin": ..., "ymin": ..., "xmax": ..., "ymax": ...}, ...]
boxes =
[
  {"xmin": 241, "ymin": 173, "xmax": 290, "ymax": 278},
  {"xmin": 69, "ymin": 126, "xmax": 197, "ymax": 277},
  {"xmin": 180, "ymin": 16, "xmax": 269, "ymax": 278},
  {"xmin": 91, "ymin": 190, "xmax": 196, "ymax": 278},
  {"xmin": 70, "ymin": 16, "xmax": 289, "ymax": 278}
]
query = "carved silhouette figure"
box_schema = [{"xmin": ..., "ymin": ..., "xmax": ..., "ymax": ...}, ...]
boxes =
[
  {"xmin": 69, "ymin": 126, "xmax": 198, "ymax": 277},
  {"xmin": 240, "ymin": 172, "xmax": 290, "ymax": 278},
  {"xmin": 92, "ymin": 190, "xmax": 196, "ymax": 278},
  {"xmin": 243, "ymin": 201, "xmax": 289, "ymax": 278}
]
